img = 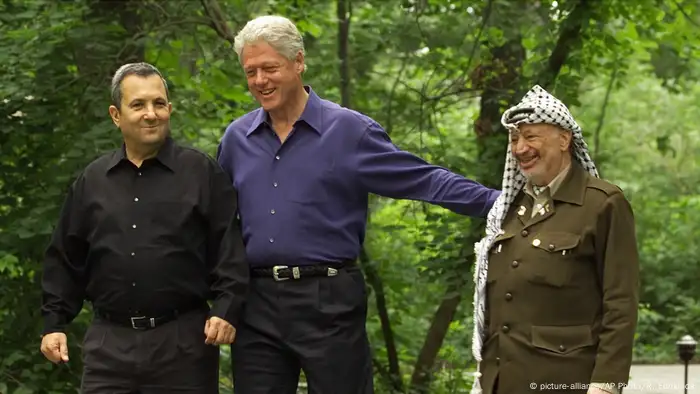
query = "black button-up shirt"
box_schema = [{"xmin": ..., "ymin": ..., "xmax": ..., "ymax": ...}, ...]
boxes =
[{"xmin": 41, "ymin": 137, "xmax": 248, "ymax": 334}]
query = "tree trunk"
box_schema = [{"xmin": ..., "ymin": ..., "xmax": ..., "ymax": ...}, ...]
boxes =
[
  {"xmin": 336, "ymin": 0, "xmax": 403, "ymax": 390},
  {"xmin": 337, "ymin": 0, "xmax": 351, "ymax": 108},
  {"xmin": 408, "ymin": 36, "xmax": 526, "ymax": 394}
]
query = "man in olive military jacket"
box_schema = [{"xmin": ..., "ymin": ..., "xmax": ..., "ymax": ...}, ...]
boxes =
[{"xmin": 469, "ymin": 85, "xmax": 639, "ymax": 394}]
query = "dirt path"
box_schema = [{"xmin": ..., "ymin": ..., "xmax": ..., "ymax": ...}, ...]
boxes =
[{"xmin": 625, "ymin": 364, "xmax": 699, "ymax": 393}]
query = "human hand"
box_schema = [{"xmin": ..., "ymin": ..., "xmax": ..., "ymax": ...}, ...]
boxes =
[
  {"xmin": 587, "ymin": 386, "xmax": 612, "ymax": 394},
  {"xmin": 204, "ymin": 317, "xmax": 236, "ymax": 345},
  {"xmin": 40, "ymin": 332, "xmax": 69, "ymax": 363}
]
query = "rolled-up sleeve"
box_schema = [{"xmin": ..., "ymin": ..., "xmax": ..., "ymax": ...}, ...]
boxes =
[{"xmin": 355, "ymin": 122, "xmax": 500, "ymax": 217}]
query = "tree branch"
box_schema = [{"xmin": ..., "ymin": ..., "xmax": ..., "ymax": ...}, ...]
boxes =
[
  {"xmin": 385, "ymin": 56, "xmax": 410, "ymax": 136},
  {"xmin": 432, "ymin": 0, "xmax": 494, "ymax": 101},
  {"xmin": 200, "ymin": 0, "xmax": 236, "ymax": 44},
  {"xmin": 337, "ymin": 0, "xmax": 351, "ymax": 107},
  {"xmin": 672, "ymin": 0, "xmax": 700, "ymax": 27},
  {"xmin": 360, "ymin": 248, "xmax": 404, "ymax": 392},
  {"xmin": 592, "ymin": 59, "xmax": 618, "ymax": 175},
  {"xmin": 535, "ymin": 0, "xmax": 593, "ymax": 89},
  {"xmin": 408, "ymin": 273, "xmax": 466, "ymax": 393}
]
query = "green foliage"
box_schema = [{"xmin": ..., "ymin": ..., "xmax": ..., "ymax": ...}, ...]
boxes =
[{"xmin": 1, "ymin": 0, "xmax": 699, "ymax": 392}]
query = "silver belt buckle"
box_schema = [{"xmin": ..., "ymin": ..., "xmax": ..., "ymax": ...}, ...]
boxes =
[
  {"xmin": 272, "ymin": 265, "xmax": 303, "ymax": 281},
  {"xmin": 130, "ymin": 316, "xmax": 155, "ymax": 329},
  {"xmin": 272, "ymin": 265, "xmax": 289, "ymax": 281}
]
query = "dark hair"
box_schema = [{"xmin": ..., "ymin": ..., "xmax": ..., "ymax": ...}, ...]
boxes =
[{"xmin": 110, "ymin": 62, "xmax": 170, "ymax": 109}]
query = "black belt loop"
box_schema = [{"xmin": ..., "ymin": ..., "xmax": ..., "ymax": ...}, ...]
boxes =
[{"xmin": 251, "ymin": 261, "xmax": 354, "ymax": 281}]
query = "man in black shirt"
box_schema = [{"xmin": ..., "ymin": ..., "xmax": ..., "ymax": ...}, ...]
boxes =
[{"xmin": 39, "ymin": 62, "xmax": 248, "ymax": 393}]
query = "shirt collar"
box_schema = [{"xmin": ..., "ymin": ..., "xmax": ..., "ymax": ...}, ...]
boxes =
[
  {"xmin": 246, "ymin": 85, "xmax": 324, "ymax": 136},
  {"xmin": 106, "ymin": 135, "xmax": 177, "ymax": 173},
  {"xmin": 524, "ymin": 162, "xmax": 571, "ymax": 199}
]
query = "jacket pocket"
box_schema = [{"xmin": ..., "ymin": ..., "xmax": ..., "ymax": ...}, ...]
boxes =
[
  {"xmin": 523, "ymin": 231, "xmax": 581, "ymax": 287},
  {"xmin": 531, "ymin": 324, "xmax": 594, "ymax": 355}
]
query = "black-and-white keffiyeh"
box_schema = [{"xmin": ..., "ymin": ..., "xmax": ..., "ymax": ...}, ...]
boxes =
[{"xmin": 469, "ymin": 85, "xmax": 599, "ymax": 393}]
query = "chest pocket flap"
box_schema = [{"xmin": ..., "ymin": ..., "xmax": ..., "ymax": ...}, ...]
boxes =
[
  {"xmin": 531, "ymin": 231, "xmax": 580, "ymax": 253},
  {"xmin": 525, "ymin": 231, "xmax": 582, "ymax": 287}
]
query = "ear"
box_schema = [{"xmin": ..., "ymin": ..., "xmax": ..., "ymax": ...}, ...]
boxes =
[
  {"xmin": 559, "ymin": 129, "xmax": 573, "ymax": 152},
  {"xmin": 295, "ymin": 51, "xmax": 305, "ymax": 74},
  {"xmin": 108, "ymin": 105, "xmax": 120, "ymax": 127}
]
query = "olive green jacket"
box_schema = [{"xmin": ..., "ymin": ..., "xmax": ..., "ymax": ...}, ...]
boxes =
[{"xmin": 479, "ymin": 162, "xmax": 639, "ymax": 394}]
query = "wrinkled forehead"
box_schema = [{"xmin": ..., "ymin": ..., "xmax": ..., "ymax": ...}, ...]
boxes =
[{"xmin": 509, "ymin": 123, "xmax": 566, "ymax": 137}]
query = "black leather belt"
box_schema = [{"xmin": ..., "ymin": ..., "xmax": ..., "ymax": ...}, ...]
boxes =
[
  {"xmin": 95, "ymin": 301, "xmax": 207, "ymax": 330},
  {"xmin": 251, "ymin": 261, "xmax": 354, "ymax": 281}
]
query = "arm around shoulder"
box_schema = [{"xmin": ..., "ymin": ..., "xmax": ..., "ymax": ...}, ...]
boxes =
[{"xmin": 354, "ymin": 121, "xmax": 500, "ymax": 217}]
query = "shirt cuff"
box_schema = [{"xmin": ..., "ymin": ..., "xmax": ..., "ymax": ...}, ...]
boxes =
[
  {"xmin": 42, "ymin": 313, "xmax": 68, "ymax": 336},
  {"xmin": 589, "ymin": 382, "xmax": 620, "ymax": 394},
  {"xmin": 208, "ymin": 296, "xmax": 243, "ymax": 328}
]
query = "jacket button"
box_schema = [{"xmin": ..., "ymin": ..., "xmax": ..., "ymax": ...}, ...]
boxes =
[
  {"xmin": 521, "ymin": 230, "xmax": 528, "ymax": 237},
  {"xmin": 502, "ymin": 324, "xmax": 510, "ymax": 333},
  {"xmin": 511, "ymin": 260, "xmax": 519, "ymax": 268},
  {"xmin": 548, "ymin": 244, "xmax": 555, "ymax": 251},
  {"xmin": 505, "ymin": 292, "xmax": 513, "ymax": 301},
  {"xmin": 559, "ymin": 344, "xmax": 566, "ymax": 351}
]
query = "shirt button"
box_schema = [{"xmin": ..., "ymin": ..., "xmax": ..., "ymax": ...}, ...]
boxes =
[
  {"xmin": 132, "ymin": 224, "xmax": 136, "ymax": 229},
  {"xmin": 132, "ymin": 282, "xmax": 136, "ymax": 287},
  {"xmin": 273, "ymin": 182, "xmax": 278, "ymax": 187},
  {"xmin": 138, "ymin": 172, "xmax": 142, "ymax": 176},
  {"xmin": 521, "ymin": 230, "xmax": 528, "ymax": 237},
  {"xmin": 269, "ymin": 238, "xmax": 274, "ymax": 243},
  {"xmin": 275, "ymin": 155, "xmax": 280, "ymax": 160},
  {"xmin": 270, "ymin": 209, "xmax": 275, "ymax": 215},
  {"xmin": 130, "ymin": 252, "xmax": 135, "ymax": 256},
  {"xmin": 511, "ymin": 260, "xmax": 519, "ymax": 268},
  {"xmin": 134, "ymin": 197, "xmax": 139, "ymax": 202},
  {"xmin": 559, "ymin": 344, "xmax": 566, "ymax": 351},
  {"xmin": 505, "ymin": 292, "xmax": 513, "ymax": 301},
  {"xmin": 502, "ymin": 324, "xmax": 510, "ymax": 333},
  {"xmin": 548, "ymin": 244, "xmax": 555, "ymax": 251}
]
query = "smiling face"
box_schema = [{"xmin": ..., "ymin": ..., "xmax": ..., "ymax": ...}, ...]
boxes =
[
  {"xmin": 510, "ymin": 123, "xmax": 573, "ymax": 186},
  {"xmin": 241, "ymin": 41, "xmax": 304, "ymax": 114},
  {"xmin": 108, "ymin": 74, "xmax": 172, "ymax": 149}
]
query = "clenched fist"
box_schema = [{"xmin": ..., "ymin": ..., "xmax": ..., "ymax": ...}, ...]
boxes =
[
  {"xmin": 204, "ymin": 317, "xmax": 236, "ymax": 345},
  {"xmin": 40, "ymin": 332, "xmax": 69, "ymax": 363}
]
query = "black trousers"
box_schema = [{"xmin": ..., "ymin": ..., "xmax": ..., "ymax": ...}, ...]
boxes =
[
  {"xmin": 81, "ymin": 307, "xmax": 219, "ymax": 393},
  {"xmin": 231, "ymin": 265, "xmax": 373, "ymax": 394}
]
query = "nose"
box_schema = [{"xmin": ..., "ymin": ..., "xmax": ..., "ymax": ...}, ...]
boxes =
[
  {"xmin": 513, "ymin": 138, "xmax": 528, "ymax": 155},
  {"xmin": 143, "ymin": 104, "xmax": 157, "ymax": 120},
  {"xmin": 254, "ymin": 70, "xmax": 268, "ymax": 86}
]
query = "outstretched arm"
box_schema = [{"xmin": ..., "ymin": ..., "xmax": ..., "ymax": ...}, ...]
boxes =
[{"xmin": 355, "ymin": 121, "xmax": 500, "ymax": 218}]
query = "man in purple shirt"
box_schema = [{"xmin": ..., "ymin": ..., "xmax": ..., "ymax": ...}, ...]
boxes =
[{"xmin": 217, "ymin": 15, "xmax": 500, "ymax": 394}]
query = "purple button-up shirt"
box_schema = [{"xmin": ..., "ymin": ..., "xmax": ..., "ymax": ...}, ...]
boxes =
[{"xmin": 217, "ymin": 87, "xmax": 500, "ymax": 267}]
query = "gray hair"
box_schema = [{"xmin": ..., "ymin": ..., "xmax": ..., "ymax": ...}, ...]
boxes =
[
  {"xmin": 110, "ymin": 62, "xmax": 170, "ymax": 109},
  {"xmin": 233, "ymin": 15, "xmax": 305, "ymax": 63}
]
